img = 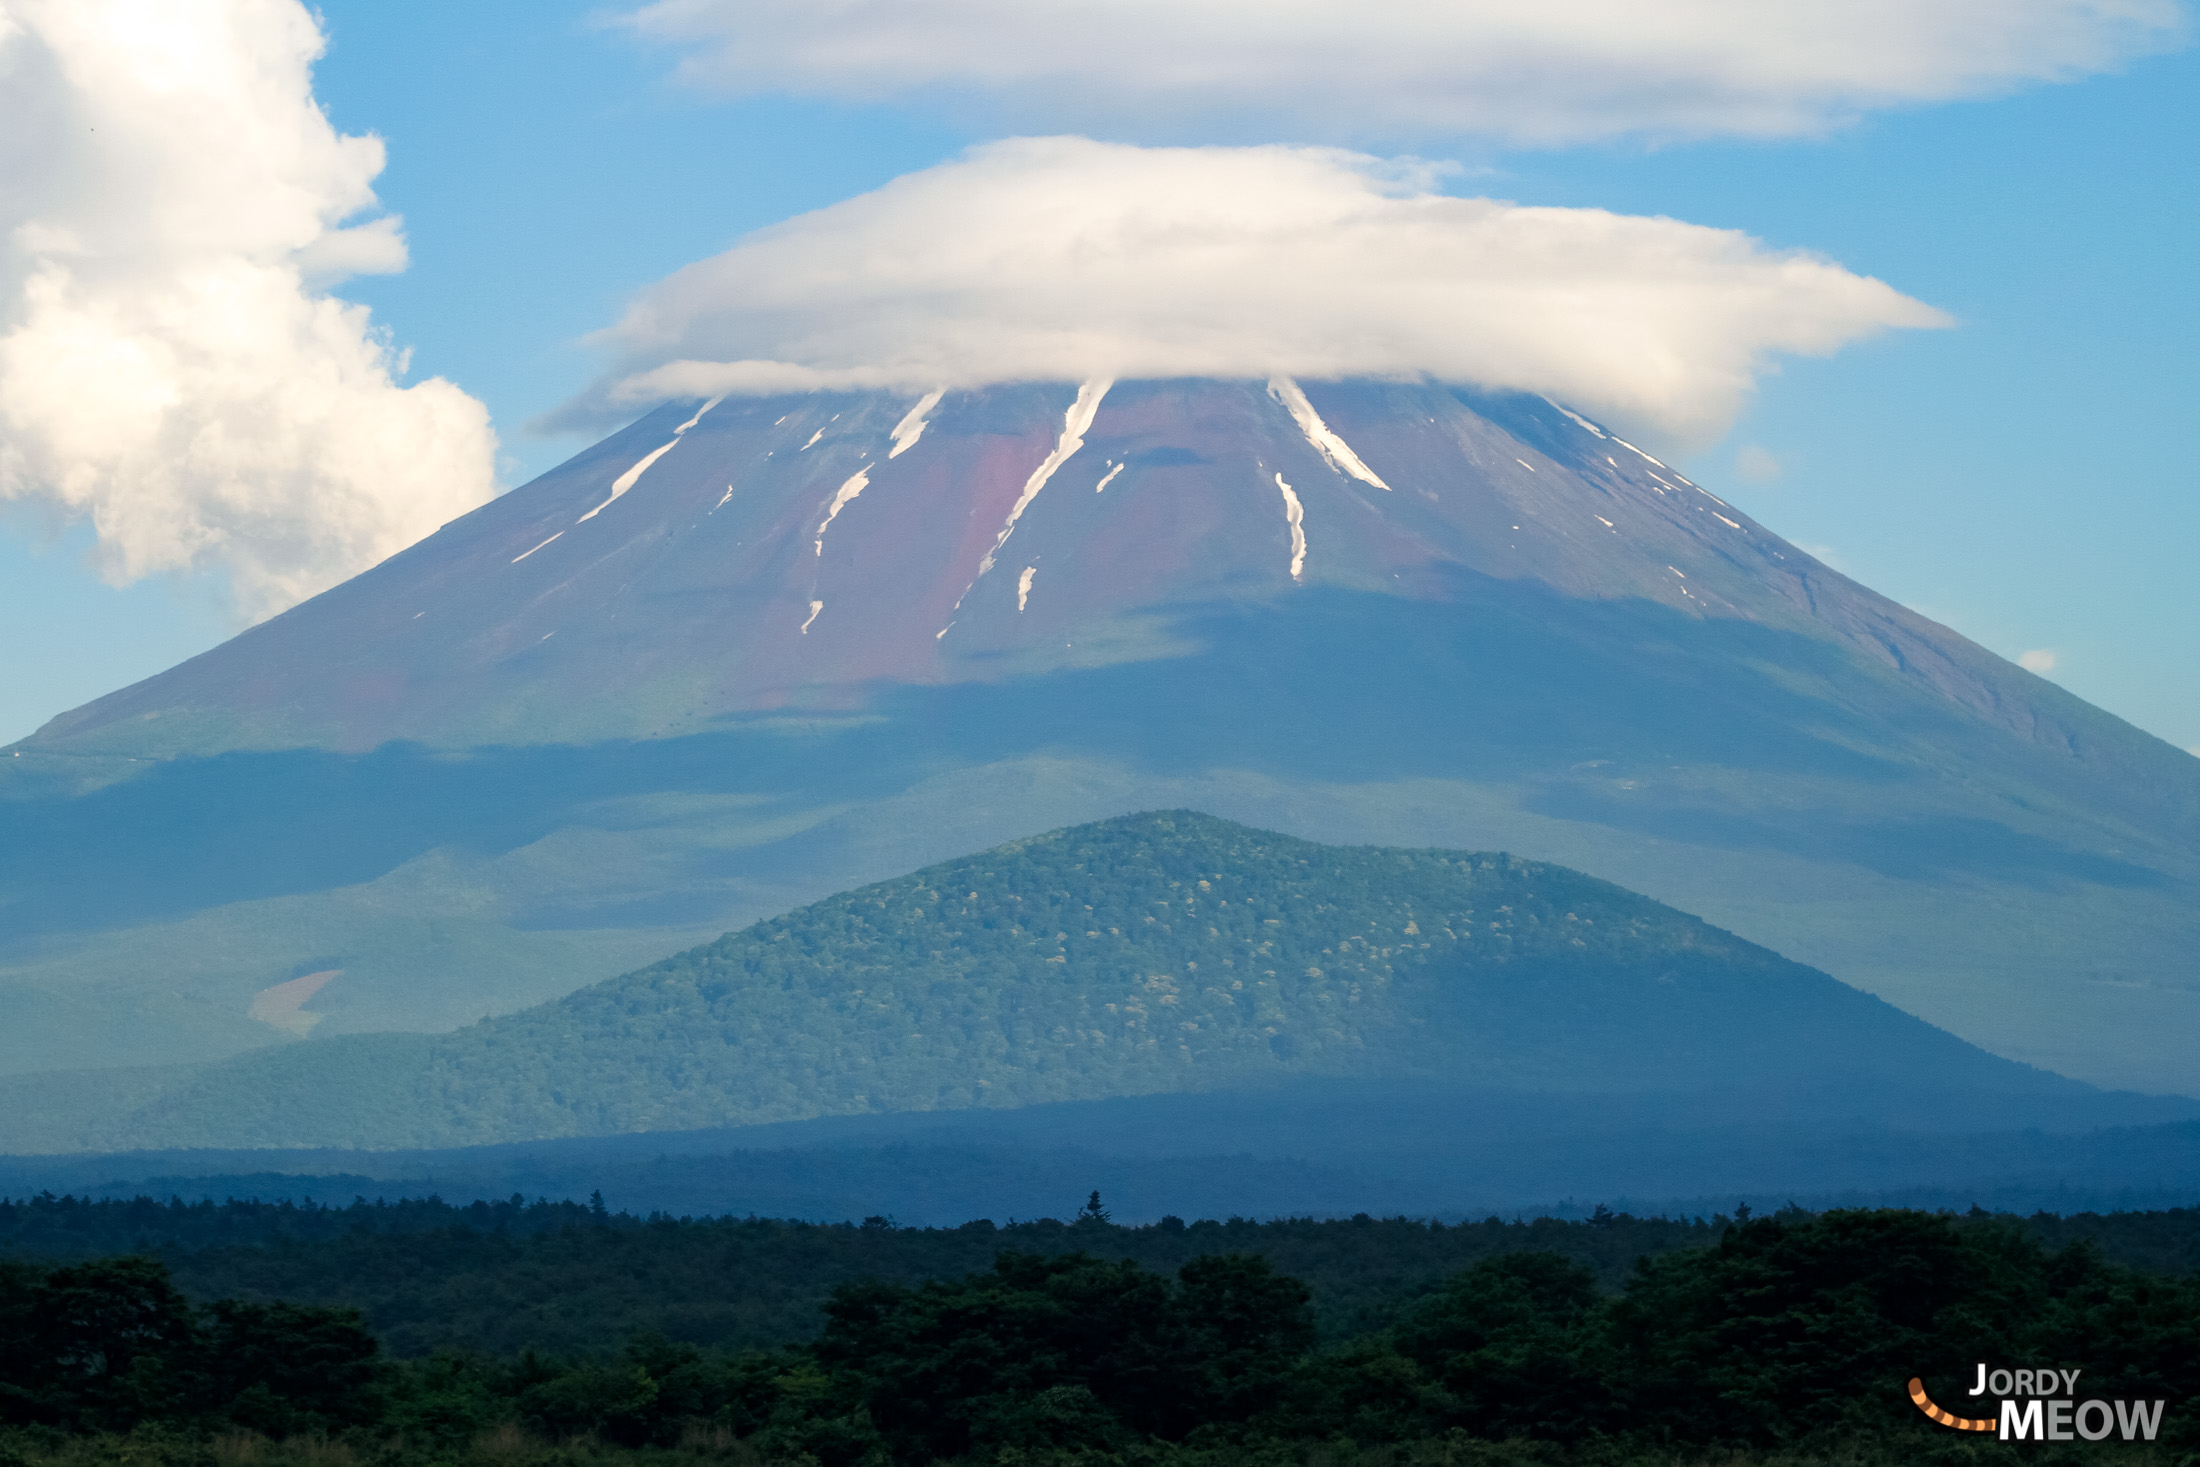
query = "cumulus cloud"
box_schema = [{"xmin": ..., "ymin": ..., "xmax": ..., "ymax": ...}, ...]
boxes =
[
  {"xmin": 566, "ymin": 138, "xmax": 1947, "ymax": 446},
  {"xmin": 2020, "ymin": 649, "xmax": 2060, "ymax": 673},
  {"xmin": 616, "ymin": 0, "xmax": 2187, "ymax": 146},
  {"xmin": 0, "ymin": 0, "xmax": 497, "ymax": 621}
]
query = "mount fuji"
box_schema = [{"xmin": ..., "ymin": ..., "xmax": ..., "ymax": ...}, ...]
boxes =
[{"xmin": 4, "ymin": 378, "xmax": 2195, "ymax": 1107}]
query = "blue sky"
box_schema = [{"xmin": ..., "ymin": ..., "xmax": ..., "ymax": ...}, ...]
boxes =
[{"xmin": 1, "ymin": 0, "xmax": 2193, "ymax": 753}]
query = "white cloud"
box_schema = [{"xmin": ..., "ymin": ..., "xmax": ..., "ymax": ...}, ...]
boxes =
[
  {"xmin": 2019, "ymin": 649, "xmax": 2059, "ymax": 673},
  {"xmin": 565, "ymin": 138, "xmax": 1947, "ymax": 447},
  {"xmin": 616, "ymin": 0, "xmax": 2187, "ymax": 146},
  {"xmin": 0, "ymin": 0, "xmax": 497, "ymax": 622},
  {"xmin": 1734, "ymin": 445, "xmax": 1784, "ymax": 483}
]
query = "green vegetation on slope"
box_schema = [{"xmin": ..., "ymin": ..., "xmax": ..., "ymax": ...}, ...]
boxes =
[
  {"xmin": 95, "ymin": 813, "xmax": 2019, "ymax": 1152},
  {"xmin": 2, "ymin": 1208, "xmax": 2196, "ymax": 1464}
]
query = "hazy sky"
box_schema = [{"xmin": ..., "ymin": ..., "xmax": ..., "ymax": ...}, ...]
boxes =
[{"xmin": 1, "ymin": 0, "xmax": 2193, "ymax": 754}]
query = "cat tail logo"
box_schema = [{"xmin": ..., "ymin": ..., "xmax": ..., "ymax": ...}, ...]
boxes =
[
  {"xmin": 1909, "ymin": 1379, "xmax": 1995, "ymax": 1432},
  {"xmin": 1909, "ymin": 1373, "xmax": 2168, "ymax": 1442}
]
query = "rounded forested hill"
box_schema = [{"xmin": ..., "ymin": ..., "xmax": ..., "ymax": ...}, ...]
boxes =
[{"xmin": 124, "ymin": 812, "xmax": 2049, "ymax": 1150}]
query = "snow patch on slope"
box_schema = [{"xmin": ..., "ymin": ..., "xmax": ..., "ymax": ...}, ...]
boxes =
[
  {"xmin": 579, "ymin": 439, "xmax": 681, "ymax": 523},
  {"xmin": 1018, "ymin": 565, "xmax": 1036, "ymax": 611},
  {"xmin": 1546, "ymin": 399, "xmax": 1608, "ymax": 438},
  {"xmin": 889, "ymin": 388, "xmax": 946, "ymax": 458},
  {"xmin": 1268, "ymin": 377, "xmax": 1389, "ymax": 490},
  {"xmin": 578, "ymin": 396, "xmax": 723, "ymax": 523},
  {"xmin": 1275, "ymin": 472, "xmax": 1307, "ymax": 580},
  {"xmin": 976, "ymin": 377, "xmax": 1111, "ymax": 579},
  {"xmin": 673, "ymin": 395, "xmax": 726, "ymax": 435},
  {"xmin": 814, "ymin": 467, "xmax": 873, "ymax": 554}
]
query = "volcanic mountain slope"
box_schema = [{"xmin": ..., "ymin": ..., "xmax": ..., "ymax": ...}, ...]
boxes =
[
  {"xmin": 26, "ymin": 812, "xmax": 2168, "ymax": 1154},
  {"xmin": 19, "ymin": 377, "xmax": 2148, "ymax": 756},
  {"xmin": 2, "ymin": 379, "xmax": 2195, "ymax": 1094}
]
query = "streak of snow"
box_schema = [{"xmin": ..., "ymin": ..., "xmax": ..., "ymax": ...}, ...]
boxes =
[
  {"xmin": 1595, "ymin": 516, "xmax": 1614, "ymax": 528},
  {"xmin": 1606, "ymin": 456, "xmax": 1618, "ymax": 466},
  {"xmin": 1696, "ymin": 486, "xmax": 1731, "ymax": 507},
  {"xmin": 800, "ymin": 600, "xmax": 823, "ymax": 634},
  {"xmin": 974, "ymin": 377, "xmax": 1111, "ymax": 581},
  {"xmin": 800, "ymin": 428, "xmax": 824, "ymax": 451},
  {"xmin": 1609, "ymin": 435, "xmax": 1666, "ymax": 467},
  {"xmin": 1516, "ymin": 459, "xmax": 1535, "ymax": 472},
  {"xmin": 576, "ymin": 397, "xmax": 726, "ymax": 524},
  {"xmin": 889, "ymin": 388, "xmax": 946, "ymax": 458},
  {"xmin": 673, "ymin": 395, "xmax": 726, "ymax": 435},
  {"xmin": 1668, "ymin": 566, "xmax": 1686, "ymax": 578},
  {"xmin": 773, "ymin": 415, "xmax": 788, "ymax": 426},
  {"xmin": 1018, "ymin": 565, "xmax": 1035, "ymax": 612},
  {"xmin": 1714, "ymin": 513, "xmax": 1743, "ymax": 530},
  {"xmin": 1544, "ymin": 399, "xmax": 1608, "ymax": 438},
  {"xmin": 1274, "ymin": 472, "xmax": 1307, "ymax": 580},
  {"xmin": 1268, "ymin": 377, "xmax": 1390, "ymax": 489},
  {"xmin": 579, "ymin": 437, "xmax": 681, "ymax": 522},
  {"xmin": 712, "ymin": 485, "xmax": 735, "ymax": 510},
  {"xmin": 814, "ymin": 467, "xmax": 873, "ymax": 554},
  {"xmin": 512, "ymin": 532, "xmax": 563, "ymax": 563},
  {"xmin": 1095, "ymin": 463, "xmax": 1125, "ymax": 493},
  {"xmin": 936, "ymin": 622, "xmax": 953, "ymax": 640}
]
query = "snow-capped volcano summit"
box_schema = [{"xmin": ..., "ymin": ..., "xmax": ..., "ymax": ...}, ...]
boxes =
[
  {"xmin": 7, "ymin": 379, "xmax": 2197, "ymax": 1098},
  {"xmin": 36, "ymin": 378, "xmax": 2066, "ymax": 752}
]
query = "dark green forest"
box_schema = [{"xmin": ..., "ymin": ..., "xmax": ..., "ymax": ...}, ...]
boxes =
[
  {"xmin": 2, "ymin": 1201, "xmax": 2196, "ymax": 1467},
  {"xmin": 7, "ymin": 1193, "xmax": 2200, "ymax": 1356},
  {"xmin": 0, "ymin": 1193, "xmax": 1723, "ymax": 1354},
  {"xmin": 102, "ymin": 812, "xmax": 2054, "ymax": 1152}
]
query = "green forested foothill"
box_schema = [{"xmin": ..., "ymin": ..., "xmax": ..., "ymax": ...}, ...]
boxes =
[
  {"xmin": 127, "ymin": 812, "xmax": 2049, "ymax": 1152},
  {"xmin": 0, "ymin": 1209, "xmax": 2195, "ymax": 1467}
]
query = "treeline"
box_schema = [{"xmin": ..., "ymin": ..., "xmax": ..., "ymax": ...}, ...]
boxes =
[
  {"xmin": 0, "ymin": 1193, "xmax": 1723, "ymax": 1354},
  {"xmin": 2, "ymin": 1208, "xmax": 2197, "ymax": 1466},
  {"xmin": 4, "ymin": 1192, "xmax": 2198, "ymax": 1359}
]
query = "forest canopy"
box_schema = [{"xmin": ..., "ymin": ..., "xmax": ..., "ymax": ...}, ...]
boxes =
[{"xmin": 1, "ymin": 1204, "xmax": 2195, "ymax": 1464}]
